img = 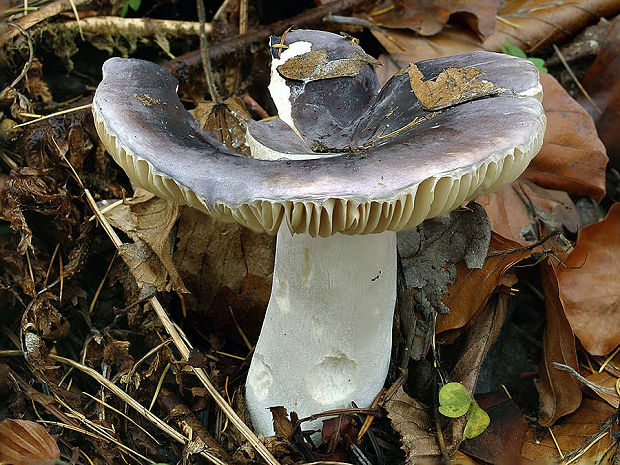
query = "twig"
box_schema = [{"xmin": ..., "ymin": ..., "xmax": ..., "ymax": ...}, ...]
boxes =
[
  {"xmin": 197, "ymin": 0, "xmax": 223, "ymax": 104},
  {"xmin": 0, "ymin": 22, "xmax": 34, "ymax": 98},
  {"xmin": 0, "ymin": 0, "xmax": 91, "ymax": 46},
  {"xmin": 552, "ymin": 44, "xmax": 602, "ymax": 115},
  {"xmin": 165, "ymin": 0, "xmax": 371, "ymax": 83},
  {"xmin": 15, "ymin": 103, "xmax": 93, "ymax": 127},
  {"xmin": 54, "ymin": 16, "xmax": 213, "ymax": 38},
  {"xmin": 487, "ymin": 231, "xmax": 562, "ymax": 257},
  {"xmin": 239, "ymin": 0, "xmax": 248, "ymax": 34},
  {"xmin": 54, "ymin": 141, "xmax": 280, "ymax": 465}
]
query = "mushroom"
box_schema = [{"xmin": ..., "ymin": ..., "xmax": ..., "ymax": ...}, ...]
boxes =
[{"xmin": 92, "ymin": 29, "xmax": 546, "ymax": 437}]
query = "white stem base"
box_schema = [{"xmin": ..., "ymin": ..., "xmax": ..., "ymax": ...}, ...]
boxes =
[{"xmin": 246, "ymin": 226, "xmax": 397, "ymax": 436}]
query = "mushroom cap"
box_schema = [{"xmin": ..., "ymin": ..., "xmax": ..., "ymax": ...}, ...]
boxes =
[{"xmin": 93, "ymin": 48, "xmax": 545, "ymax": 237}]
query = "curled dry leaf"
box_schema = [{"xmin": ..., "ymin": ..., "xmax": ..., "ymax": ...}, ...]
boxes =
[
  {"xmin": 436, "ymin": 233, "xmax": 530, "ymax": 334},
  {"xmin": 104, "ymin": 189, "xmax": 186, "ymax": 293},
  {"xmin": 190, "ymin": 97, "xmax": 251, "ymax": 155},
  {"xmin": 536, "ymin": 261, "xmax": 582, "ymax": 427},
  {"xmin": 0, "ymin": 418, "xmax": 61, "ymax": 465},
  {"xmin": 555, "ymin": 203, "xmax": 620, "ymax": 356},
  {"xmin": 385, "ymin": 385, "xmax": 442, "ymax": 463},
  {"xmin": 521, "ymin": 398, "xmax": 617, "ymax": 464},
  {"xmin": 523, "ymin": 72, "xmax": 608, "ymax": 199},
  {"xmin": 478, "ymin": 178, "xmax": 581, "ymax": 246},
  {"xmin": 483, "ymin": 0, "xmax": 620, "ymax": 53},
  {"xmin": 371, "ymin": 0, "xmax": 501, "ymax": 38},
  {"xmin": 580, "ymin": 15, "xmax": 620, "ymax": 169}
]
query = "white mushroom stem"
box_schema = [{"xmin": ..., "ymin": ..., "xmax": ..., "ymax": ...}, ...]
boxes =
[{"xmin": 245, "ymin": 226, "xmax": 397, "ymax": 436}]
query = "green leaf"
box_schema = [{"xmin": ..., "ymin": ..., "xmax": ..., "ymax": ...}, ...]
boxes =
[
  {"xmin": 128, "ymin": 0, "xmax": 141, "ymax": 11},
  {"xmin": 464, "ymin": 403, "xmax": 490, "ymax": 439},
  {"xmin": 438, "ymin": 382, "xmax": 472, "ymax": 418},
  {"xmin": 527, "ymin": 57, "xmax": 548, "ymax": 73},
  {"xmin": 120, "ymin": 2, "xmax": 129, "ymax": 17},
  {"xmin": 500, "ymin": 38, "xmax": 547, "ymax": 73},
  {"xmin": 500, "ymin": 38, "xmax": 527, "ymax": 58}
]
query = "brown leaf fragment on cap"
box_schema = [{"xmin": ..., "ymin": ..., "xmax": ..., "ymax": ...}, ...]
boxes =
[
  {"xmin": 408, "ymin": 64, "xmax": 504, "ymax": 111},
  {"xmin": 277, "ymin": 50, "xmax": 380, "ymax": 81}
]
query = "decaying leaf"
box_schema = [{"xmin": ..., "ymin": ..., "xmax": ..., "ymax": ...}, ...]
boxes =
[
  {"xmin": 102, "ymin": 335, "xmax": 134, "ymax": 374},
  {"xmin": 385, "ymin": 385, "xmax": 442, "ymax": 462},
  {"xmin": 407, "ymin": 64, "xmax": 503, "ymax": 111},
  {"xmin": 580, "ymin": 15, "xmax": 620, "ymax": 169},
  {"xmin": 522, "ymin": 398, "xmax": 618, "ymax": 464},
  {"xmin": 190, "ymin": 97, "xmax": 251, "ymax": 155},
  {"xmin": 483, "ymin": 0, "xmax": 620, "ymax": 53},
  {"xmin": 371, "ymin": 0, "xmax": 501, "ymax": 38},
  {"xmin": 536, "ymin": 261, "xmax": 582, "ymax": 427},
  {"xmin": 0, "ymin": 418, "xmax": 61, "ymax": 465},
  {"xmin": 173, "ymin": 206, "xmax": 274, "ymax": 339},
  {"xmin": 437, "ymin": 233, "xmax": 530, "ymax": 334},
  {"xmin": 524, "ymin": 72, "xmax": 608, "ymax": 199},
  {"xmin": 478, "ymin": 178, "xmax": 581, "ymax": 246},
  {"xmin": 460, "ymin": 394, "xmax": 528, "ymax": 465},
  {"xmin": 276, "ymin": 50, "xmax": 380, "ymax": 81},
  {"xmin": 104, "ymin": 190, "xmax": 186, "ymax": 293},
  {"xmin": 555, "ymin": 203, "xmax": 620, "ymax": 356}
]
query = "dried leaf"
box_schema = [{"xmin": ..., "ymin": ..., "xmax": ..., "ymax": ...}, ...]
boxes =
[
  {"xmin": 521, "ymin": 398, "xmax": 617, "ymax": 464},
  {"xmin": 584, "ymin": 372, "xmax": 620, "ymax": 408},
  {"xmin": 555, "ymin": 203, "xmax": 620, "ymax": 356},
  {"xmin": 0, "ymin": 419, "xmax": 60, "ymax": 465},
  {"xmin": 173, "ymin": 206, "xmax": 274, "ymax": 337},
  {"xmin": 523, "ymin": 72, "xmax": 608, "ymax": 199},
  {"xmin": 190, "ymin": 97, "xmax": 251, "ymax": 155},
  {"xmin": 372, "ymin": 26, "xmax": 483, "ymax": 60},
  {"xmin": 580, "ymin": 15, "xmax": 620, "ymax": 169},
  {"xmin": 372, "ymin": 0, "xmax": 501, "ymax": 38},
  {"xmin": 483, "ymin": 0, "xmax": 620, "ymax": 54},
  {"xmin": 437, "ymin": 233, "xmax": 530, "ymax": 334},
  {"xmin": 385, "ymin": 385, "xmax": 442, "ymax": 462},
  {"xmin": 460, "ymin": 394, "xmax": 528, "ymax": 465},
  {"xmin": 104, "ymin": 190, "xmax": 186, "ymax": 292},
  {"xmin": 536, "ymin": 261, "xmax": 582, "ymax": 427},
  {"xmin": 478, "ymin": 178, "xmax": 581, "ymax": 245},
  {"xmin": 276, "ymin": 50, "xmax": 379, "ymax": 81},
  {"xmin": 407, "ymin": 64, "xmax": 503, "ymax": 110},
  {"xmin": 102, "ymin": 336, "xmax": 134, "ymax": 373}
]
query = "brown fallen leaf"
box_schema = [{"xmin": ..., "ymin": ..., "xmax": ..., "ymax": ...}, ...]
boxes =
[
  {"xmin": 371, "ymin": 0, "xmax": 501, "ymax": 38},
  {"xmin": 173, "ymin": 206, "xmax": 275, "ymax": 338},
  {"xmin": 521, "ymin": 398, "xmax": 618, "ymax": 464},
  {"xmin": 190, "ymin": 97, "xmax": 251, "ymax": 155},
  {"xmin": 523, "ymin": 72, "xmax": 608, "ymax": 199},
  {"xmin": 555, "ymin": 203, "xmax": 620, "ymax": 356},
  {"xmin": 104, "ymin": 189, "xmax": 186, "ymax": 293},
  {"xmin": 584, "ymin": 372, "xmax": 620, "ymax": 408},
  {"xmin": 459, "ymin": 394, "xmax": 528, "ymax": 465},
  {"xmin": 483, "ymin": 0, "xmax": 620, "ymax": 53},
  {"xmin": 580, "ymin": 15, "xmax": 620, "ymax": 169},
  {"xmin": 478, "ymin": 178, "xmax": 581, "ymax": 246},
  {"xmin": 437, "ymin": 233, "xmax": 531, "ymax": 334},
  {"xmin": 385, "ymin": 385, "xmax": 442, "ymax": 463},
  {"xmin": 0, "ymin": 418, "xmax": 61, "ymax": 465},
  {"xmin": 536, "ymin": 261, "xmax": 582, "ymax": 427}
]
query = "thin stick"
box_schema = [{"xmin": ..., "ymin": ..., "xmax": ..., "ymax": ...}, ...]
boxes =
[
  {"xmin": 15, "ymin": 103, "xmax": 93, "ymax": 127},
  {"xmin": 552, "ymin": 44, "xmax": 602, "ymax": 115},
  {"xmin": 239, "ymin": 0, "xmax": 248, "ymax": 34},
  {"xmin": 48, "ymin": 354, "xmax": 227, "ymax": 465},
  {"xmin": 55, "ymin": 143, "xmax": 279, "ymax": 465},
  {"xmin": 197, "ymin": 0, "xmax": 223, "ymax": 104}
]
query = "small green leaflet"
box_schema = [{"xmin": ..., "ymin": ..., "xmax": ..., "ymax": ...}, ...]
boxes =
[
  {"xmin": 438, "ymin": 382, "xmax": 472, "ymax": 418},
  {"xmin": 438, "ymin": 382, "xmax": 491, "ymax": 438},
  {"xmin": 500, "ymin": 38, "xmax": 548, "ymax": 72},
  {"xmin": 464, "ymin": 403, "xmax": 491, "ymax": 439},
  {"xmin": 121, "ymin": 0, "xmax": 141, "ymax": 17}
]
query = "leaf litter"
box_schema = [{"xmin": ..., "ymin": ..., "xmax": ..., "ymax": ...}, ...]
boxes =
[{"xmin": 1, "ymin": 1, "xmax": 619, "ymax": 465}]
